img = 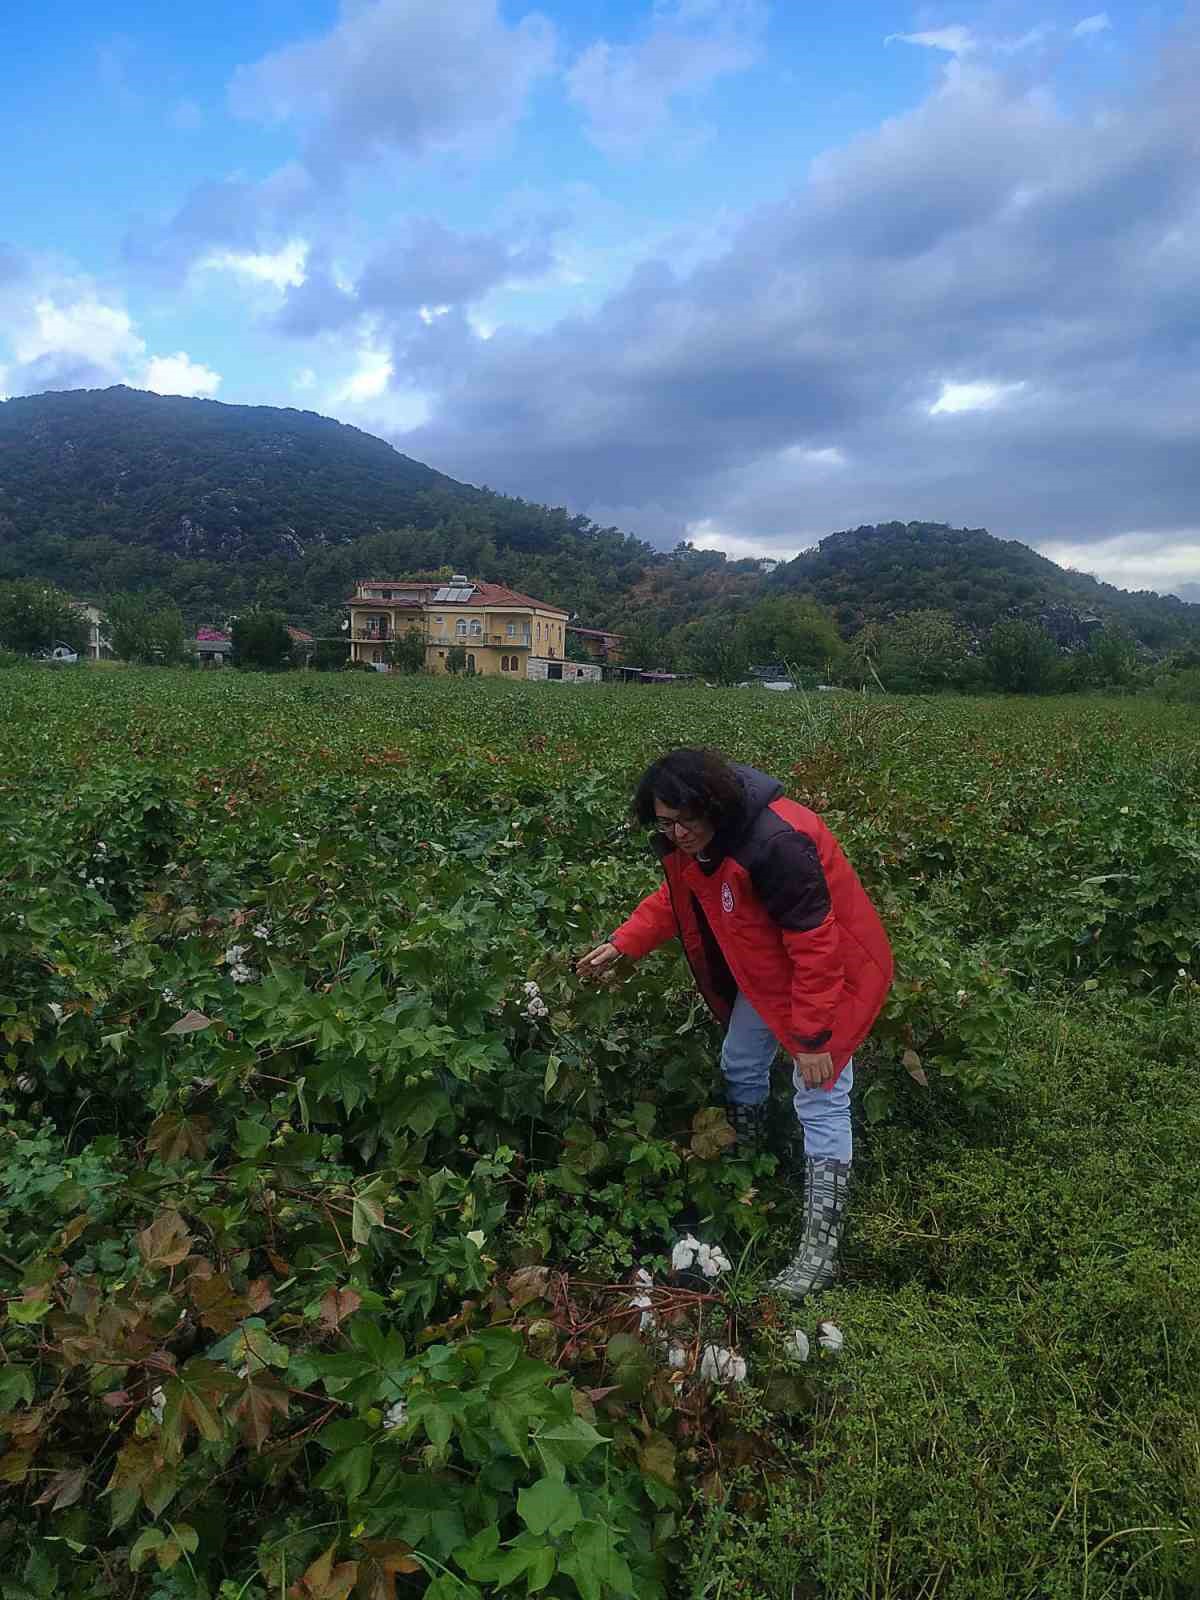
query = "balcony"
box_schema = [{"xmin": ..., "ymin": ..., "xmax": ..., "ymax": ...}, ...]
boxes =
[
  {"xmin": 354, "ymin": 628, "xmax": 393, "ymax": 642},
  {"xmin": 432, "ymin": 633, "xmax": 532, "ymax": 648}
]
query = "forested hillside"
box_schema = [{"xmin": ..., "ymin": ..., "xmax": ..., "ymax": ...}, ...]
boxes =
[{"xmin": 1, "ymin": 388, "xmax": 1196, "ymax": 652}]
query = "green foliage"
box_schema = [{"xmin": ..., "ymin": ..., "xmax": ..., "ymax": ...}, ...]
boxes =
[
  {"xmin": 985, "ymin": 618, "xmax": 1058, "ymax": 693},
  {"xmin": 871, "ymin": 608, "xmax": 973, "ymax": 693},
  {"xmin": 0, "ymin": 579, "xmax": 88, "ymax": 656},
  {"xmin": 0, "ymin": 670, "xmax": 1198, "ymax": 1598},
  {"xmin": 232, "ymin": 610, "xmax": 292, "ymax": 671},
  {"xmin": 679, "ymin": 618, "xmax": 750, "ymax": 684},
  {"xmin": 105, "ymin": 592, "xmax": 189, "ymax": 665},
  {"xmin": 446, "ymin": 643, "xmax": 468, "ymax": 675},
  {"xmin": 772, "ymin": 520, "xmax": 1200, "ymax": 651},
  {"xmin": 386, "ymin": 626, "xmax": 428, "ymax": 674},
  {"xmin": 734, "ymin": 596, "xmax": 844, "ymax": 678}
]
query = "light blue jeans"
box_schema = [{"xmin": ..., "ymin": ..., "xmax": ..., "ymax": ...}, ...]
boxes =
[{"xmin": 720, "ymin": 991, "xmax": 853, "ymax": 1163}]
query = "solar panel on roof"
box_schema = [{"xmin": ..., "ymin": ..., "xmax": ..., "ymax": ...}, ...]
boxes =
[{"xmin": 433, "ymin": 586, "xmax": 453, "ymax": 601}]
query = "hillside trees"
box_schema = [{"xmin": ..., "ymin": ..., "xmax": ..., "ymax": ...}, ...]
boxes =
[{"xmin": 986, "ymin": 620, "xmax": 1058, "ymax": 693}]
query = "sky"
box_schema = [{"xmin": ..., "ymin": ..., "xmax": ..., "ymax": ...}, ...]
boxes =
[{"xmin": 2, "ymin": 0, "xmax": 1198, "ymax": 600}]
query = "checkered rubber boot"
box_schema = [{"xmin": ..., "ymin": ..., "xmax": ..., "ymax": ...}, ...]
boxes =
[
  {"xmin": 728, "ymin": 1100, "xmax": 768, "ymax": 1159},
  {"xmin": 767, "ymin": 1157, "xmax": 851, "ymax": 1299}
]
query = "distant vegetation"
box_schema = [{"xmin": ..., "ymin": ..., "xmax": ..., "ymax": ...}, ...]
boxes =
[{"xmin": 0, "ymin": 389, "xmax": 1197, "ymax": 672}]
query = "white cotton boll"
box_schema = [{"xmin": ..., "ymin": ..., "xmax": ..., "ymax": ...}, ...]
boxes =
[
  {"xmin": 48, "ymin": 1003, "xmax": 65, "ymax": 1024},
  {"xmin": 632, "ymin": 1267, "xmax": 653, "ymax": 1287},
  {"xmin": 699, "ymin": 1345, "xmax": 747, "ymax": 1384},
  {"xmin": 15, "ymin": 1074, "xmax": 36, "ymax": 1093},
  {"xmin": 672, "ymin": 1235, "xmax": 700, "ymax": 1272},
  {"xmin": 252, "ymin": 924, "xmax": 271, "ymax": 941},
  {"xmin": 817, "ymin": 1322, "xmax": 845, "ymax": 1353},
  {"xmin": 667, "ymin": 1345, "xmax": 689, "ymax": 1371},
  {"xmin": 523, "ymin": 980, "xmax": 541, "ymax": 997},
  {"xmin": 698, "ymin": 1244, "xmax": 732, "ymax": 1279},
  {"xmin": 230, "ymin": 962, "xmax": 258, "ymax": 984},
  {"xmin": 629, "ymin": 1293, "xmax": 653, "ymax": 1310},
  {"xmin": 639, "ymin": 1309, "xmax": 657, "ymax": 1332},
  {"xmin": 383, "ymin": 1398, "xmax": 408, "ymax": 1431},
  {"xmin": 149, "ymin": 1386, "xmax": 166, "ymax": 1423},
  {"xmin": 785, "ymin": 1330, "xmax": 811, "ymax": 1363},
  {"xmin": 224, "ymin": 944, "xmax": 248, "ymax": 965}
]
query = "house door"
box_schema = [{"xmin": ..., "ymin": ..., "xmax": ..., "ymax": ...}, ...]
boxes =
[{"xmin": 547, "ymin": 663, "xmax": 563, "ymax": 680}]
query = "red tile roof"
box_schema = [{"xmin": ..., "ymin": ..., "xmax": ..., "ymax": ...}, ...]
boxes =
[
  {"xmin": 346, "ymin": 579, "xmax": 567, "ymax": 615},
  {"xmin": 567, "ymin": 625, "xmax": 624, "ymax": 640},
  {"xmin": 287, "ymin": 626, "xmax": 314, "ymax": 642}
]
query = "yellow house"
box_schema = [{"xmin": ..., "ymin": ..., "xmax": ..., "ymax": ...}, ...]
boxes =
[{"xmin": 345, "ymin": 575, "xmax": 595, "ymax": 680}]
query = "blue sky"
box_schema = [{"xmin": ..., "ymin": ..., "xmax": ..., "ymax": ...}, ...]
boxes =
[{"xmin": 2, "ymin": 0, "xmax": 1198, "ymax": 597}]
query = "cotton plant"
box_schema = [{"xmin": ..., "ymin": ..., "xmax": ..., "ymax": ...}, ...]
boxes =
[
  {"xmin": 383, "ymin": 1398, "xmax": 408, "ymax": 1432},
  {"xmin": 520, "ymin": 979, "xmax": 549, "ymax": 1021},
  {"xmin": 699, "ymin": 1345, "xmax": 748, "ymax": 1384},
  {"xmin": 671, "ymin": 1235, "xmax": 732, "ymax": 1279}
]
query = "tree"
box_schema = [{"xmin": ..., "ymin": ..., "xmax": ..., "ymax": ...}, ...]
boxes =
[
  {"xmin": 615, "ymin": 618, "xmax": 674, "ymax": 672},
  {"xmin": 445, "ymin": 644, "xmax": 467, "ymax": 675},
  {"xmin": 0, "ymin": 580, "xmax": 88, "ymax": 656},
  {"xmin": 232, "ymin": 610, "xmax": 291, "ymax": 671},
  {"xmin": 735, "ymin": 597, "xmax": 844, "ymax": 679},
  {"xmin": 875, "ymin": 609, "xmax": 972, "ymax": 693},
  {"xmin": 985, "ymin": 620, "xmax": 1057, "ymax": 693},
  {"xmin": 1087, "ymin": 624, "xmax": 1138, "ymax": 689},
  {"xmin": 680, "ymin": 617, "xmax": 750, "ymax": 685},
  {"xmin": 386, "ymin": 626, "xmax": 427, "ymax": 673},
  {"xmin": 105, "ymin": 593, "xmax": 188, "ymax": 664}
]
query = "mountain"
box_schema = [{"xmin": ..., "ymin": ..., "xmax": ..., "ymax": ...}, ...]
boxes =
[
  {"xmin": 0, "ymin": 388, "xmax": 1195, "ymax": 652},
  {"xmin": 0, "ymin": 386, "xmax": 665, "ymax": 629},
  {"xmin": 770, "ymin": 522, "xmax": 1198, "ymax": 652}
]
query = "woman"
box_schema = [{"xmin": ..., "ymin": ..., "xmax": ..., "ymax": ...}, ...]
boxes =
[{"xmin": 577, "ymin": 748, "xmax": 893, "ymax": 1299}]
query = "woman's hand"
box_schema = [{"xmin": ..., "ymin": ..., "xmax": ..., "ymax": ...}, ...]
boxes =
[
  {"xmin": 793, "ymin": 1050, "xmax": 836, "ymax": 1089},
  {"xmin": 576, "ymin": 941, "xmax": 621, "ymax": 980}
]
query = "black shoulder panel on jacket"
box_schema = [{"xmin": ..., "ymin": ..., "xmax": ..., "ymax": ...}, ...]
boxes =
[{"xmin": 745, "ymin": 827, "xmax": 831, "ymax": 932}]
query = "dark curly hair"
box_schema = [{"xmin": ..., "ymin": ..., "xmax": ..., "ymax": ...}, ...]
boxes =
[{"xmin": 632, "ymin": 748, "xmax": 745, "ymax": 832}]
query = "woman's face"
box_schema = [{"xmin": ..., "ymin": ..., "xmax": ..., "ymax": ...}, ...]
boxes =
[{"xmin": 653, "ymin": 801, "xmax": 716, "ymax": 856}]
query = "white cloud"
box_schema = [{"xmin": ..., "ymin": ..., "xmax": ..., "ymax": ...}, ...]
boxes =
[
  {"xmin": 1038, "ymin": 531, "xmax": 1200, "ymax": 593},
  {"xmin": 142, "ymin": 352, "xmax": 221, "ymax": 397},
  {"xmin": 568, "ymin": 0, "xmax": 765, "ymax": 156},
  {"xmin": 929, "ymin": 379, "xmax": 1025, "ymax": 415},
  {"xmin": 886, "ymin": 27, "xmax": 977, "ymax": 58},
  {"xmin": 293, "ymin": 366, "xmax": 317, "ymax": 390},
  {"xmin": 15, "ymin": 296, "xmax": 144, "ymax": 369},
  {"xmin": 686, "ymin": 518, "xmax": 802, "ymax": 561},
  {"xmin": 201, "ymin": 239, "xmax": 309, "ymax": 291},
  {"xmin": 779, "ymin": 445, "xmax": 848, "ymax": 469},
  {"xmin": 230, "ymin": 0, "xmax": 556, "ymax": 176},
  {"xmin": 1074, "ymin": 14, "xmax": 1111, "ymax": 38},
  {"xmin": 333, "ymin": 345, "xmax": 393, "ymax": 404}
]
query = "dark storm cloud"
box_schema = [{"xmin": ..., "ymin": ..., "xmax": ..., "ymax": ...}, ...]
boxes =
[{"xmin": 379, "ymin": 47, "xmax": 1200, "ymax": 572}]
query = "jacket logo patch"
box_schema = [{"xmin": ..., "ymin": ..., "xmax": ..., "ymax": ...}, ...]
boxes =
[{"xmin": 721, "ymin": 883, "xmax": 735, "ymax": 914}]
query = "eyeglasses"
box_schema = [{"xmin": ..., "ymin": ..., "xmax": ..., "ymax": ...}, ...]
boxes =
[{"xmin": 652, "ymin": 814, "xmax": 702, "ymax": 836}]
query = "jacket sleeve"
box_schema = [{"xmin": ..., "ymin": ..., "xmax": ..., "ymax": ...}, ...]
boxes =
[
  {"xmin": 750, "ymin": 831, "xmax": 844, "ymax": 1053},
  {"xmin": 611, "ymin": 880, "xmax": 678, "ymax": 960}
]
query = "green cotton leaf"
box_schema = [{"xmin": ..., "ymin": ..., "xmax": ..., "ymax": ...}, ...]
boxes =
[
  {"xmin": 128, "ymin": 1528, "xmax": 166, "ymax": 1573},
  {"xmin": 517, "ymin": 1477, "xmax": 582, "ymax": 1537},
  {"xmin": 491, "ymin": 1399, "xmax": 532, "ymax": 1464},
  {"xmin": 235, "ymin": 1118, "xmax": 272, "ymax": 1158},
  {"xmin": 314, "ymin": 1441, "xmax": 374, "ymax": 1502},
  {"xmin": 452, "ymin": 1526, "xmax": 502, "ymax": 1582},
  {"xmin": 0, "ymin": 1366, "xmax": 34, "ymax": 1409},
  {"xmin": 533, "ymin": 1417, "xmax": 607, "ymax": 1479},
  {"xmin": 525, "ymin": 1543, "xmax": 557, "ymax": 1593},
  {"xmin": 351, "ymin": 1178, "xmax": 389, "ymax": 1245}
]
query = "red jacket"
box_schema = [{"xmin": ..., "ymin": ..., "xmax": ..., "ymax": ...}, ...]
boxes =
[{"xmin": 611, "ymin": 765, "xmax": 893, "ymax": 1082}]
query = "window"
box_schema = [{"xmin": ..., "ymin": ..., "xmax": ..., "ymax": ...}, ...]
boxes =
[
  {"xmin": 438, "ymin": 650, "xmax": 445, "ymax": 658},
  {"xmin": 506, "ymin": 623, "xmax": 516, "ymax": 636},
  {"xmin": 469, "ymin": 620, "xmax": 482, "ymax": 636},
  {"xmin": 434, "ymin": 615, "xmax": 443, "ymax": 624},
  {"xmin": 466, "ymin": 653, "xmax": 476, "ymax": 674},
  {"xmin": 456, "ymin": 620, "xmax": 468, "ymax": 636}
]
